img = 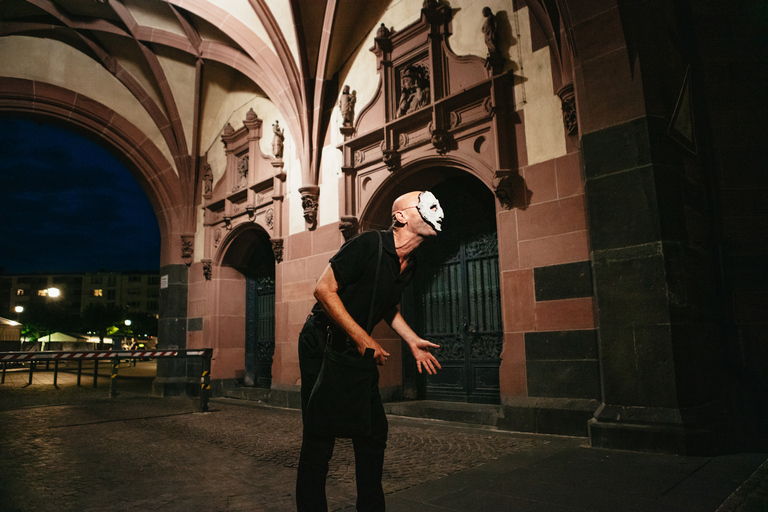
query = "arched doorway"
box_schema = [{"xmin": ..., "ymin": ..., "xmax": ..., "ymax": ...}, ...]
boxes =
[
  {"xmin": 363, "ymin": 169, "xmax": 503, "ymax": 404},
  {"xmin": 401, "ymin": 174, "xmax": 502, "ymax": 404},
  {"xmin": 220, "ymin": 227, "xmax": 275, "ymax": 388}
]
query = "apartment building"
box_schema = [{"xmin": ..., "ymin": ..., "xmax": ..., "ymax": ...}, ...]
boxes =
[{"xmin": 1, "ymin": 272, "xmax": 160, "ymax": 320}]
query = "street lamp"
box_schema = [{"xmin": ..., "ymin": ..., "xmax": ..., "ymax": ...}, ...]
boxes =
[
  {"xmin": 44, "ymin": 288, "xmax": 60, "ymax": 352},
  {"xmin": 14, "ymin": 305, "xmax": 23, "ymax": 322}
]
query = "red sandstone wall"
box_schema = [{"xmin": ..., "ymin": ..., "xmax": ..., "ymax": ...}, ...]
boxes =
[{"xmin": 498, "ymin": 148, "xmax": 592, "ymax": 398}]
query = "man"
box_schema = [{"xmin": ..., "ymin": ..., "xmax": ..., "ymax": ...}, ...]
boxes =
[{"xmin": 296, "ymin": 190, "xmax": 444, "ymax": 511}]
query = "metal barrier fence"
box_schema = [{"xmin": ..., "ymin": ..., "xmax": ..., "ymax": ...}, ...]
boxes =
[{"xmin": 0, "ymin": 349, "xmax": 213, "ymax": 412}]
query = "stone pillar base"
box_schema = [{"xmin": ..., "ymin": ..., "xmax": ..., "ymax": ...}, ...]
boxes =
[
  {"xmin": 498, "ymin": 397, "xmax": 601, "ymax": 437},
  {"xmin": 587, "ymin": 403, "xmax": 732, "ymax": 455}
]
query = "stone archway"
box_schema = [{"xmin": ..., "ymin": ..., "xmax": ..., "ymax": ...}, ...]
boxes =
[
  {"xmin": 214, "ymin": 225, "xmax": 276, "ymax": 388},
  {"xmin": 360, "ymin": 168, "xmax": 503, "ymax": 404},
  {"xmin": 0, "ymin": 79, "xmax": 187, "ymax": 265}
]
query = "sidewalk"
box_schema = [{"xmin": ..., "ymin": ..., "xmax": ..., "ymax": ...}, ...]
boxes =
[{"xmin": 0, "ymin": 365, "xmax": 766, "ymax": 512}]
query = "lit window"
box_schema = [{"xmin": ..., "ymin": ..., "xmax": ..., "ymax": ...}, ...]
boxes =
[
  {"xmin": 93, "ymin": 289, "xmax": 103, "ymax": 297},
  {"xmin": 38, "ymin": 290, "xmax": 47, "ymax": 297},
  {"xmin": 16, "ymin": 289, "xmax": 24, "ymax": 296}
]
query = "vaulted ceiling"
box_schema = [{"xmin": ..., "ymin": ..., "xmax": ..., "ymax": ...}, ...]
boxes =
[{"xmin": 0, "ymin": 0, "xmax": 394, "ymax": 223}]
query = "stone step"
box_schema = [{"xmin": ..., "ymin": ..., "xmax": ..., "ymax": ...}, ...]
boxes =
[{"xmin": 384, "ymin": 400, "xmax": 502, "ymax": 427}]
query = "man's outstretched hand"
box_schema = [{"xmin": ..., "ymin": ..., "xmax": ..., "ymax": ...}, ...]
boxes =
[{"xmin": 410, "ymin": 338, "xmax": 441, "ymax": 375}]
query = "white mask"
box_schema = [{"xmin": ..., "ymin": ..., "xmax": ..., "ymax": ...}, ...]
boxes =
[{"xmin": 416, "ymin": 191, "xmax": 444, "ymax": 232}]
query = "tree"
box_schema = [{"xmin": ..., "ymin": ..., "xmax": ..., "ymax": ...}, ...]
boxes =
[{"xmin": 80, "ymin": 303, "xmax": 124, "ymax": 349}]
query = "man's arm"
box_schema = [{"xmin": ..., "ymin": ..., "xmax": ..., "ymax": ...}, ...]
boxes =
[
  {"xmin": 387, "ymin": 310, "xmax": 441, "ymax": 375},
  {"xmin": 314, "ymin": 264, "xmax": 390, "ymax": 365}
]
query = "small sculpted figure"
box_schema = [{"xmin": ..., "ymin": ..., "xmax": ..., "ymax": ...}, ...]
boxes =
[
  {"xmin": 339, "ymin": 85, "xmax": 356, "ymax": 127},
  {"xmin": 482, "ymin": 7, "xmax": 499, "ymax": 55},
  {"xmin": 272, "ymin": 120, "xmax": 284, "ymax": 158},
  {"xmin": 397, "ymin": 65, "xmax": 430, "ymax": 118}
]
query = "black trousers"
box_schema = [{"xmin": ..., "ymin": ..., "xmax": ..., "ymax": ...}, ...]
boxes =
[{"xmin": 296, "ymin": 317, "xmax": 388, "ymax": 512}]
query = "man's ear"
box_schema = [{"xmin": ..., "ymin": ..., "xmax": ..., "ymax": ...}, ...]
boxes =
[{"xmin": 394, "ymin": 210, "xmax": 407, "ymax": 225}]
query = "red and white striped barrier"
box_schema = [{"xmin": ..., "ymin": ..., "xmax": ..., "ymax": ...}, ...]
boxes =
[{"xmin": 0, "ymin": 349, "xmax": 211, "ymax": 362}]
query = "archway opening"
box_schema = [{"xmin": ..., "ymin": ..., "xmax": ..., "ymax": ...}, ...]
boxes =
[
  {"xmin": 0, "ymin": 116, "xmax": 160, "ymax": 274},
  {"xmin": 363, "ymin": 169, "xmax": 502, "ymax": 404},
  {"xmin": 220, "ymin": 227, "xmax": 275, "ymax": 388}
]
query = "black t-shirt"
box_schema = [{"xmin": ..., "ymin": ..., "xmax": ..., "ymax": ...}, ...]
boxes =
[{"xmin": 311, "ymin": 229, "xmax": 416, "ymax": 334}]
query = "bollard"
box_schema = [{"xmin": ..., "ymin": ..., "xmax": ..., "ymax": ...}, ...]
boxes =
[
  {"xmin": 93, "ymin": 360, "xmax": 99, "ymax": 388},
  {"xmin": 110, "ymin": 360, "xmax": 119, "ymax": 398},
  {"xmin": 77, "ymin": 359, "xmax": 82, "ymax": 387},
  {"xmin": 1, "ymin": 361, "xmax": 5, "ymax": 384},
  {"xmin": 199, "ymin": 349, "xmax": 212, "ymax": 412},
  {"xmin": 24, "ymin": 360, "xmax": 34, "ymax": 387},
  {"xmin": 53, "ymin": 359, "xmax": 60, "ymax": 389}
]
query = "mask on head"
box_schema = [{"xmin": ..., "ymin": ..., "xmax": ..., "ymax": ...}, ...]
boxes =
[{"xmin": 416, "ymin": 191, "xmax": 444, "ymax": 232}]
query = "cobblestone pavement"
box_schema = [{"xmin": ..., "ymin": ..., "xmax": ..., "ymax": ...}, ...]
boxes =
[
  {"xmin": 2, "ymin": 364, "xmax": 767, "ymax": 512},
  {"xmin": 0, "ymin": 368, "xmax": 547, "ymax": 512}
]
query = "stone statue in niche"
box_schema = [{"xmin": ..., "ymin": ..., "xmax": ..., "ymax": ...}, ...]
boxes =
[
  {"xmin": 236, "ymin": 154, "xmax": 249, "ymax": 189},
  {"xmin": 396, "ymin": 65, "xmax": 430, "ymax": 118},
  {"xmin": 202, "ymin": 161, "xmax": 213, "ymax": 197},
  {"xmin": 272, "ymin": 120, "xmax": 284, "ymax": 158},
  {"xmin": 339, "ymin": 85, "xmax": 357, "ymax": 127},
  {"xmin": 482, "ymin": 7, "xmax": 499, "ymax": 56}
]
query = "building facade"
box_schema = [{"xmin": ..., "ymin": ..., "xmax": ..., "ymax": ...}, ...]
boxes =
[
  {"xmin": 1, "ymin": 0, "xmax": 765, "ymax": 455},
  {"xmin": 1, "ymin": 272, "xmax": 160, "ymax": 320}
]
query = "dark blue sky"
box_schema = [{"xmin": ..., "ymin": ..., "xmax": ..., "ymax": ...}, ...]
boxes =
[{"xmin": 0, "ymin": 117, "xmax": 160, "ymax": 275}]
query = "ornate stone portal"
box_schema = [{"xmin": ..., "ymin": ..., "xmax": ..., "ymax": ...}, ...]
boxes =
[
  {"xmin": 336, "ymin": 3, "xmax": 519, "ymax": 235},
  {"xmin": 203, "ymin": 109, "xmax": 287, "ymax": 268}
]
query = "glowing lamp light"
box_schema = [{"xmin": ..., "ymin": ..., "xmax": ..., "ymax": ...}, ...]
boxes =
[{"xmin": 47, "ymin": 287, "xmax": 60, "ymax": 298}]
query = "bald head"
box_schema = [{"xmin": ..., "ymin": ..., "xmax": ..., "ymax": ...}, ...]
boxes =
[{"xmin": 391, "ymin": 191, "xmax": 422, "ymax": 216}]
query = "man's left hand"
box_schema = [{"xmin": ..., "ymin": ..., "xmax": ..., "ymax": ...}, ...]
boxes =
[{"xmin": 411, "ymin": 339, "xmax": 441, "ymax": 375}]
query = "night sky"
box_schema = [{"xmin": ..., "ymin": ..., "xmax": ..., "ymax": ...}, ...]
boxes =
[{"xmin": 0, "ymin": 117, "xmax": 160, "ymax": 275}]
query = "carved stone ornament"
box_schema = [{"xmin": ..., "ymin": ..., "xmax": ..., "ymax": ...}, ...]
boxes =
[
  {"xmin": 299, "ymin": 186, "xmax": 320, "ymax": 230},
  {"xmin": 266, "ymin": 208, "xmax": 274, "ymax": 229},
  {"xmin": 382, "ymin": 149, "xmax": 399, "ymax": 171},
  {"xmin": 482, "ymin": 7, "xmax": 505, "ymax": 75},
  {"xmin": 270, "ymin": 238, "xmax": 284, "ymax": 263},
  {"xmin": 235, "ymin": 154, "xmax": 248, "ymax": 190},
  {"xmin": 214, "ymin": 228, "xmax": 222, "ymax": 247},
  {"xmin": 181, "ymin": 235, "xmax": 194, "ymax": 265},
  {"xmin": 224, "ymin": 216, "xmax": 233, "ymax": 230},
  {"xmin": 449, "ymin": 111, "xmax": 460, "ymax": 129},
  {"xmin": 202, "ymin": 259, "xmax": 213, "ymax": 281},
  {"xmin": 558, "ymin": 83, "xmax": 577, "ymax": 135},
  {"xmin": 396, "ymin": 64, "xmax": 431, "ymax": 118},
  {"xmin": 429, "ymin": 126, "xmax": 451, "ymax": 155},
  {"xmin": 493, "ymin": 170, "xmax": 516, "ymax": 210},
  {"xmin": 339, "ymin": 85, "xmax": 357, "ymax": 127},
  {"xmin": 272, "ymin": 121, "xmax": 284, "ymax": 158},
  {"xmin": 339, "ymin": 216, "xmax": 359, "ymax": 240},
  {"xmin": 202, "ymin": 161, "xmax": 213, "ymax": 198},
  {"xmin": 376, "ymin": 23, "xmax": 392, "ymax": 39},
  {"xmin": 246, "ymin": 205, "xmax": 257, "ymax": 222}
]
